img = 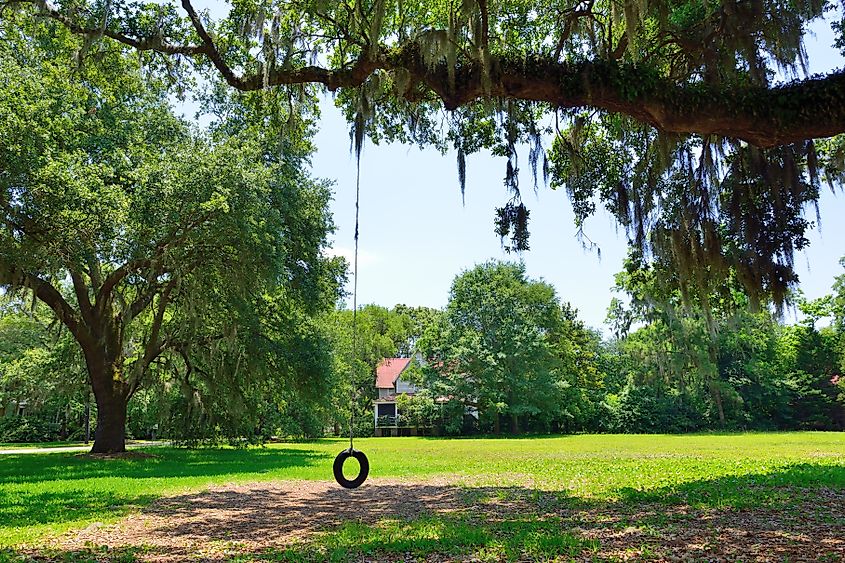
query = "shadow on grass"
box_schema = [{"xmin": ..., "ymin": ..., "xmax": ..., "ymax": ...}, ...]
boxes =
[
  {"xmin": 4, "ymin": 463, "xmax": 841, "ymax": 561},
  {"xmin": 0, "ymin": 447, "xmax": 328, "ymax": 486},
  {"xmin": 259, "ymin": 517, "xmax": 598, "ymax": 562},
  {"xmin": 0, "ymin": 546, "xmax": 143, "ymax": 562},
  {"xmin": 0, "ymin": 489, "xmax": 158, "ymax": 529},
  {"xmin": 616, "ymin": 462, "xmax": 845, "ymax": 508},
  {"xmin": 0, "ymin": 447, "xmax": 329, "ymax": 543}
]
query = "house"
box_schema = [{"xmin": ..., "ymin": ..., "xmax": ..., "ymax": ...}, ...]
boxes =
[{"xmin": 372, "ymin": 357, "xmax": 420, "ymax": 436}]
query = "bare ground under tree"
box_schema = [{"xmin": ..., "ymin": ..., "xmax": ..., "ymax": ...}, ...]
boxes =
[{"xmin": 31, "ymin": 478, "xmax": 845, "ymax": 562}]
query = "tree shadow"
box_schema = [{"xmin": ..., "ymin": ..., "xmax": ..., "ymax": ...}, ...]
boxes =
[
  {"xmin": 615, "ymin": 462, "xmax": 845, "ymax": 508},
  {"xmin": 0, "ymin": 489, "xmax": 158, "ymax": 530},
  {"xmin": 0, "ymin": 447, "xmax": 328, "ymax": 486},
  {"xmin": 0, "ymin": 448, "xmax": 328, "ymax": 540},
  {"xmin": 20, "ymin": 463, "xmax": 844, "ymax": 562}
]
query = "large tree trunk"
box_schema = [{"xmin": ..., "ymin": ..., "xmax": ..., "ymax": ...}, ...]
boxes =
[
  {"xmin": 92, "ymin": 389, "xmax": 128, "ymax": 453},
  {"xmin": 86, "ymin": 351, "xmax": 131, "ymax": 454}
]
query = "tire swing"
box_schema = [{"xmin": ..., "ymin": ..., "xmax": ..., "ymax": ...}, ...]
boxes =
[
  {"xmin": 333, "ymin": 149, "xmax": 369, "ymax": 490},
  {"xmin": 333, "ymin": 448, "xmax": 369, "ymax": 489}
]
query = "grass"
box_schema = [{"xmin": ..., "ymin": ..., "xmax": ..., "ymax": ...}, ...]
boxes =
[
  {"xmin": 256, "ymin": 516, "xmax": 600, "ymax": 562},
  {"xmin": 1, "ymin": 432, "xmax": 844, "ymax": 558},
  {"xmin": 0, "ymin": 440, "xmax": 161, "ymax": 450},
  {"xmin": 0, "ymin": 442, "xmax": 87, "ymax": 450}
]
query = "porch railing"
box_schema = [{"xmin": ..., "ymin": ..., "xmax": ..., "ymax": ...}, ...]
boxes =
[{"xmin": 376, "ymin": 415, "xmax": 399, "ymax": 427}]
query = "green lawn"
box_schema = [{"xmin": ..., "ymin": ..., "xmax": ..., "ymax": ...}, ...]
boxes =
[
  {"xmin": 1, "ymin": 433, "xmax": 844, "ymax": 560},
  {"xmin": 0, "ymin": 442, "xmax": 87, "ymax": 450},
  {"xmin": 0, "ymin": 440, "xmax": 162, "ymax": 450}
]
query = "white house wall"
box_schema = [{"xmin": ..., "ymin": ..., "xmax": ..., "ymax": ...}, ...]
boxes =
[{"xmin": 394, "ymin": 379, "xmax": 418, "ymax": 394}]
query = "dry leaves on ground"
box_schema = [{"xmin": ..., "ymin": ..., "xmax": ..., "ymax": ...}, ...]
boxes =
[{"xmin": 41, "ymin": 479, "xmax": 845, "ymax": 562}]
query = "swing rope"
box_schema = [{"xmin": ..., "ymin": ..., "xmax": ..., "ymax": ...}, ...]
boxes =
[
  {"xmin": 333, "ymin": 150, "xmax": 370, "ymax": 489},
  {"xmin": 348, "ymin": 157, "xmax": 361, "ymax": 452}
]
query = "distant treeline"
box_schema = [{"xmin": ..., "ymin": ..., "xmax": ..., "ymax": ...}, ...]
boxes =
[{"xmin": 3, "ymin": 258, "xmax": 843, "ymax": 443}]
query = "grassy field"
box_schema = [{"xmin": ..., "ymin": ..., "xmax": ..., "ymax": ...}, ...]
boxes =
[
  {"xmin": 0, "ymin": 442, "xmax": 87, "ymax": 450},
  {"xmin": 1, "ymin": 433, "xmax": 844, "ymax": 560},
  {"xmin": 0, "ymin": 440, "xmax": 165, "ymax": 451}
]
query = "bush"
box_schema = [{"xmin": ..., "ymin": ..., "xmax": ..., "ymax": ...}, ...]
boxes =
[
  {"xmin": 608, "ymin": 385, "xmax": 708, "ymax": 433},
  {"xmin": 0, "ymin": 416, "xmax": 62, "ymax": 443}
]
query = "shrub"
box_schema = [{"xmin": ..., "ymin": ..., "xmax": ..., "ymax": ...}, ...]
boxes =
[{"xmin": 0, "ymin": 416, "xmax": 61, "ymax": 443}]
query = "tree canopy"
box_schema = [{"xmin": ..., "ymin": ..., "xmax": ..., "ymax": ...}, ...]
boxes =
[
  {"xmin": 13, "ymin": 0, "xmax": 845, "ymax": 143},
  {"xmin": 0, "ymin": 20, "xmax": 342, "ymax": 451},
  {"xmin": 420, "ymin": 261, "xmax": 603, "ymax": 433},
  {"xmin": 10, "ymin": 0, "xmax": 845, "ymax": 309}
]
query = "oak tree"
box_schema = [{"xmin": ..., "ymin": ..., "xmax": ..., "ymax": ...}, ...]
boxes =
[{"xmin": 0, "ymin": 21, "xmax": 340, "ymax": 452}]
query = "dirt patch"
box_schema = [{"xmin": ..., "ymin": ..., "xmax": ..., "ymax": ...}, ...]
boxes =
[
  {"xmin": 44, "ymin": 480, "xmax": 845, "ymax": 562},
  {"xmin": 52, "ymin": 479, "xmax": 466, "ymax": 560}
]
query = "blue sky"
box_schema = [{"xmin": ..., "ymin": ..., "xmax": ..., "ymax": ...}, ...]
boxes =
[{"xmin": 314, "ymin": 18, "xmax": 845, "ymax": 331}]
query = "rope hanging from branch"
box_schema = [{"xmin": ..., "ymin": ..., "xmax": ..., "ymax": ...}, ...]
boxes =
[{"xmin": 333, "ymin": 151, "xmax": 370, "ymax": 489}]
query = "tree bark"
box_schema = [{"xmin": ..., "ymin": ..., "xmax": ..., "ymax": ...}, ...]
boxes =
[
  {"xmin": 86, "ymin": 352, "xmax": 131, "ymax": 453},
  {"xmin": 511, "ymin": 413, "xmax": 519, "ymax": 434}
]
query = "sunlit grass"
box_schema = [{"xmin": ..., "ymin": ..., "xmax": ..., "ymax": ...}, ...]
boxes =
[
  {"xmin": 0, "ymin": 442, "xmax": 87, "ymax": 449},
  {"xmin": 256, "ymin": 516, "xmax": 600, "ymax": 562},
  {"xmin": 1, "ymin": 432, "xmax": 843, "ymax": 548}
]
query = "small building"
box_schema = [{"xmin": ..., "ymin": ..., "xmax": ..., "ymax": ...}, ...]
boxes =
[{"xmin": 373, "ymin": 357, "xmax": 420, "ymax": 436}]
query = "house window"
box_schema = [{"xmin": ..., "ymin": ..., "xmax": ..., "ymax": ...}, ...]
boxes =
[{"xmin": 377, "ymin": 403, "xmax": 396, "ymax": 418}]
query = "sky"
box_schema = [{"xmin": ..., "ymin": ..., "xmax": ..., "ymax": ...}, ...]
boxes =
[
  {"xmin": 185, "ymin": 2, "xmax": 845, "ymax": 331},
  {"xmin": 311, "ymin": 18, "xmax": 845, "ymax": 331}
]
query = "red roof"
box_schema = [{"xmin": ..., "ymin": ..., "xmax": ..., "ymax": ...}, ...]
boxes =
[{"xmin": 375, "ymin": 358, "xmax": 412, "ymax": 388}]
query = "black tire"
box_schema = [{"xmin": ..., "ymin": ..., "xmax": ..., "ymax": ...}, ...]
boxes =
[{"xmin": 333, "ymin": 448, "xmax": 369, "ymax": 489}]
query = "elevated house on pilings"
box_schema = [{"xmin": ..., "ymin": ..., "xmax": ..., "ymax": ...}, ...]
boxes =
[{"xmin": 372, "ymin": 357, "xmax": 423, "ymax": 436}]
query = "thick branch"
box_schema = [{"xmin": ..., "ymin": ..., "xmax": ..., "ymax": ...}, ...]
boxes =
[
  {"xmin": 86, "ymin": 252, "xmax": 102, "ymax": 290},
  {"xmin": 397, "ymin": 56, "xmax": 845, "ymax": 148},
  {"xmin": 69, "ymin": 270, "xmax": 95, "ymax": 326},
  {"xmin": 191, "ymin": 50, "xmax": 845, "ymax": 147},
  {"xmin": 30, "ymin": 0, "xmax": 845, "ymax": 147},
  {"xmin": 0, "ymin": 263, "xmax": 85, "ymax": 341},
  {"xmin": 179, "ymin": 0, "xmax": 240, "ymax": 87}
]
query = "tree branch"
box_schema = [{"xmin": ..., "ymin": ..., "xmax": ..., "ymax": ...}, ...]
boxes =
[
  {"xmin": 28, "ymin": 0, "xmax": 845, "ymax": 147},
  {"xmin": 69, "ymin": 270, "xmax": 95, "ymax": 327},
  {"xmin": 123, "ymin": 279, "xmax": 164, "ymax": 323},
  {"xmin": 0, "ymin": 263, "xmax": 86, "ymax": 342},
  {"xmin": 128, "ymin": 278, "xmax": 176, "ymax": 396},
  {"xmin": 182, "ymin": 49, "xmax": 845, "ymax": 146},
  {"xmin": 179, "ymin": 0, "xmax": 242, "ymax": 87},
  {"xmin": 14, "ymin": 0, "xmax": 207, "ymax": 55},
  {"xmin": 97, "ymin": 207, "xmax": 216, "ymax": 313},
  {"xmin": 85, "ymin": 252, "xmax": 102, "ymax": 290},
  {"xmin": 97, "ymin": 258, "xmax": 152, "ymax": 312}
]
